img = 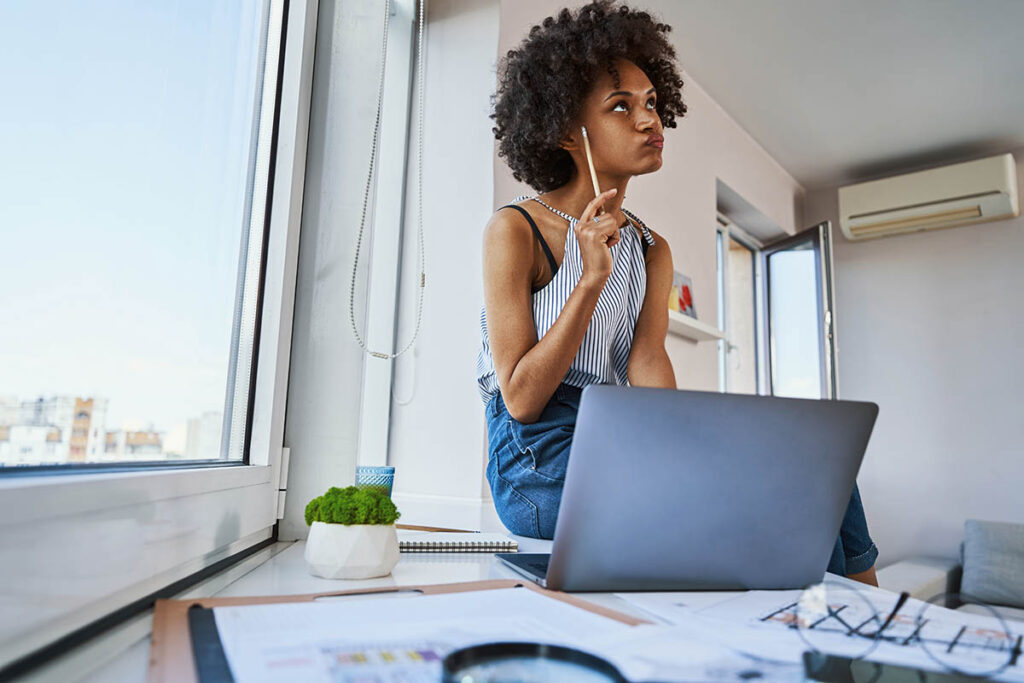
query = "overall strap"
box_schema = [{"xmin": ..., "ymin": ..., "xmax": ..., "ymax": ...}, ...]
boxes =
[
  {"xmin": 499, "ymin": 204, "xmax": 558, "ymax": 276},
  {"xmin": 622, "ymin": 208, "xmax": 655, "ymax": 260}
]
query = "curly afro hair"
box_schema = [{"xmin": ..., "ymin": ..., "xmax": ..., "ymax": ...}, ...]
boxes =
[{"xmin": 491, "ymin": 0, "xmax": 687, "ymax": 193}]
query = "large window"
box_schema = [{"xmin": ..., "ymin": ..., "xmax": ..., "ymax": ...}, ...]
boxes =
[
  {"xmin": 0, "ymin": 1, "xmax": 272, "ymax": 470},
  {"xmin": 0, "ymin": 0, "xmax": 314, "ymax": 674}
]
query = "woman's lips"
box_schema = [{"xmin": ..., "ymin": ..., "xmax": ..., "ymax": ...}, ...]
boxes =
[{"xmin": 645, "ymin": 134, "xmax": 664, "ymax": 149}]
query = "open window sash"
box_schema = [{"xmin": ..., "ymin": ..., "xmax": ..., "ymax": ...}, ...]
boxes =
[{"xmin": 761, "ymin": 221, "xmax": 839, "ymax": 400}]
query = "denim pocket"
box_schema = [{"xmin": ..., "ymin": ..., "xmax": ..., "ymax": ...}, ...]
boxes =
[
  {"xmin": 505, "ymin": 418, "xmax": 541, "ymax": 472},
  {"xmin": 505, "ymin": 415, "xmax": 571, "ymax": 483},
  {"xmin": 486, "ymin": 446, "xmax": 541, "ymax": 537},
  {"xmin": 554, "ymin": 384, "xmax": 583, "ymax": 412}
]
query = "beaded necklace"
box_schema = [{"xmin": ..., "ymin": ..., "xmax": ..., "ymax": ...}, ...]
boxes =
[{"xmin": 527, "ymin": 195, "xmax": 649, "ymax": 236}]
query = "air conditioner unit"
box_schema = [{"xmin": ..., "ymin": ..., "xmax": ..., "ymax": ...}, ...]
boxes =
[{"xmin": 838, "ymin": 153, "xmax": 1019, "ymax": 241}]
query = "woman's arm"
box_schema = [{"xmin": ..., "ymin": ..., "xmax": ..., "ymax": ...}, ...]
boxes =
[
  {"xmin": 628, "ymin": 228, "xmax": 677, "ymax": 388},
  {"xmin": 483, "ymin": 191, "xmax": 621, "ymax": 424},
  {"xmin": 482, "ymin": 210, "xmax": 603, "ymax": 424}
]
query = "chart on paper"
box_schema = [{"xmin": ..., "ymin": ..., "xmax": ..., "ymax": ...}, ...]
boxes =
[
  {"xmin": 619, "ymin": 584, "xmax": 1024, "ymax": 680},
  {"xmin": 251, "ymin": 637, "xmax": 449, "ymax": 682},
  {"xmin": 211, "ymin": 588, "xmax": 635, "ymax": 682}
]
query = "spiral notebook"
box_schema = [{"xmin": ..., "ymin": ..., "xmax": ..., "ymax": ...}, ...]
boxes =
[{"xmin": 397, "ymin": 531, "xmax": 518, "ymax": 553}]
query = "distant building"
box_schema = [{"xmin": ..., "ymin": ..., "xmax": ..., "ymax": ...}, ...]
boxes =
[
  {"xmin": 0, "ymin": 396, "xmax": 108, "ymax": 465},
  {"xmin": 0, "ymin": 396, "xmax": 18, "ymax": 427},
  {"xmin": 103, "ymin": 429, "xmax": 163, "ymax": 460},
  {"xmin": 185, "ymin": 411, "xmax": 223, "ymax": 460},
  {"xmin": 0, "ymin": 424, "xmax": 64, "ymax": 465},
  {"xmin": 68, "ymin": 397, "xmax": 107, "ymax": 461}
]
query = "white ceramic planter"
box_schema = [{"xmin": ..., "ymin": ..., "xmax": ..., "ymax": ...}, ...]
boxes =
[{"xmin": 304, "ymin": 521, "xmax": 400, "ymax": 579}]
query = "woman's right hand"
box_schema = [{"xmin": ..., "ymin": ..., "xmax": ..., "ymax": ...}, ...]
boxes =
[{"xmin": 575, "ymin": 188, "xmax": 620, "ymax": 288}]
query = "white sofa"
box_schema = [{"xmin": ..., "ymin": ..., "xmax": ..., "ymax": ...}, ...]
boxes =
[{"xmin": 877, "ymin": 520, "xmax": 1024, "ymax": 625}]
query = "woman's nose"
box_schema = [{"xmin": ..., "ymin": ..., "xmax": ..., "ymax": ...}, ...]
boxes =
[{"xmin": 636, "ymin": 109, "xmax": 659, "ymax": 132}]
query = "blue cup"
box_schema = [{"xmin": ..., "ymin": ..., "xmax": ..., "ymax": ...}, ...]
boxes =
[{"xmin": 355, "ymin": 465, "xmax": 395, "ymax": 498}]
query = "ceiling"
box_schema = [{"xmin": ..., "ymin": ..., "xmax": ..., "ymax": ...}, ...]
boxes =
[{"xmin": 640, "ymin": 0, "xmax": 1024, "ymax": 191}]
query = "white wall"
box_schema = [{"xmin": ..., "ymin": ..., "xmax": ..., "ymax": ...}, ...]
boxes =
[
  {"xmin": 387, "ymin": 0, "xmax": 500, "ymax": 527},
  {"xmin": 280, "ymin": 0, "xmax": 384, "ymax": 540},
  {"xmin": 280, "ymin": 0, "xmax": 502, "ymax": 533},
  {"xmin": 804, "ymin": 148, "xmax": 1024, "ymax": 564}
]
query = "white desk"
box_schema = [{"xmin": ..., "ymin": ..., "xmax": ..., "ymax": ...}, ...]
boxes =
[
  {"xmin": 43, "ymin": 540, "xmax": 1010, "ymax": 683},
  {"xmin": 75, "ymin": 537, "xmax": 690, "ymax": 683}
]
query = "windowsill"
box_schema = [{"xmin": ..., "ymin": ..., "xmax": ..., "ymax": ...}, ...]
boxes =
[
  {"xmin": 25, "ymin": 540, "xmax": 295, "ymax": 683},
  {"xmin": 51, "ymin": 538, "xmax": 530, "ymax": 682},
  {"xmin": 0, "ymin": 464, "xmax": 273, "ymax": 526},
  {"xmin": 54, "ymin": 534, "xmax": 654, "ymax": 682}
]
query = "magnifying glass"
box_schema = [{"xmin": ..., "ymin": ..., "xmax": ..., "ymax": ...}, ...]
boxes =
[{"xmin": 441, "ymin": 641, "xmax": 628, "ymax": 682}]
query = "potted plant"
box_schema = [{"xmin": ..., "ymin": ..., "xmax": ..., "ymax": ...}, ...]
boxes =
[{"xmin": 303, "ymin": 485, "xmax": 401, "ymax": 579}]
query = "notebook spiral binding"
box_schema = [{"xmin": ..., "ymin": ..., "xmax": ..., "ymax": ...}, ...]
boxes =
[{"xmin": 399, "ymin": 540, "xmax": 519, "ymax": 553}]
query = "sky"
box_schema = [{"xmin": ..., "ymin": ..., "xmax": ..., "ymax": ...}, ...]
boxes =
[
  {"xmin": 769, "ymin": 247, "xmax": 823, "ymax": 399},
  {"xmin": 0, "ymin": 1, "xmax": 266, "ymax": 436}
]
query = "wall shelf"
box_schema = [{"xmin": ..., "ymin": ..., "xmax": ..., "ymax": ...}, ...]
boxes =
[{"xmin": 666, "ymin": 309, "xmax": 726, "ymax": 342}]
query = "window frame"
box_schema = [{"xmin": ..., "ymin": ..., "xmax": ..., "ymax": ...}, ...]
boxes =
[
  {"xmin": 0, "ymin": 0, "xmax": 317, "ymax": 673},
  {"xmin": 716, "ymin": 212, "xmax": 768, "ymax": 395},
  {"xmin": 761, "ymin": 221, "xmax": 839, "ymax": 400}
]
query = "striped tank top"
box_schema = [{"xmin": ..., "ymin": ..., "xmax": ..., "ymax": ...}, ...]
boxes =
[{"xmin": 475, "ymin": 194, "xmax": 656, "ymax": 405}]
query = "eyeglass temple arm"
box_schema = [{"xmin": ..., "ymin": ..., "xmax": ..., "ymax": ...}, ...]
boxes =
[
  {"xmin": 877, "ymin": 591, "xmax": 911, "ymax": 635},
  {"xmin": 856, "ymin": 591, "xmax": 911, "ymax": 638}
]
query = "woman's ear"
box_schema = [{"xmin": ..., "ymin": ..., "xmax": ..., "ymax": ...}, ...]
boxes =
[{"xmin": 558, "ymin": 126, "xmax": 581, "ymax": 152}]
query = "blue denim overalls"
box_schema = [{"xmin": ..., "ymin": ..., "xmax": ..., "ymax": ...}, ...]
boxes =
[{"xmin": 484, "ymin": 383, "xmax": 879, "ymax": 576}]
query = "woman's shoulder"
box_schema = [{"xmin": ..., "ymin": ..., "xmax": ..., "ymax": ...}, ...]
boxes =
[
  {"xmin": 504, "ymin": 195, "xmax": 537, "ymax": 215},
  {"xmin": 484, "ymin": 199, "xmax": 539, "ymax": 247},
  {"xmin": 487, "ymin": 196, "xmax": 540, "ymax": 231},
  {"xmin": 482, "ymin": 199, "xmax": 544, "ymax": 288}
]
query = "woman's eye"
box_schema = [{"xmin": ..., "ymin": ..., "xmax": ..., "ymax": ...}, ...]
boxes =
[{"xmin": 612, "ymin": 98, "xmax": 656, "ymax": 112}]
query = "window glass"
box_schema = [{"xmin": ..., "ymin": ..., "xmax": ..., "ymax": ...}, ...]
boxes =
[
  {"xmin": 768, "ymin": 242, "xmax": 823, "ymax": 399},
  {"xmin": 0, "ymin": 1, "xmax": 270, "ymax": 467}
]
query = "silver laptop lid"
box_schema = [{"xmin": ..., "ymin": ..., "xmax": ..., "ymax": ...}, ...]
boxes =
[{"xmin": 546, "ymin": 386, "xmax": 878, "ymax": 591}]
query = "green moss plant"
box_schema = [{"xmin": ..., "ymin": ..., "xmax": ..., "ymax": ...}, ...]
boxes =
[{"xmin": 304, "ymin": 486, "xmax": 401, "ymax": 526}]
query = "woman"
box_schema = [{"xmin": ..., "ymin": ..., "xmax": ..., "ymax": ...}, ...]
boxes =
[{"xmin": 475, "ymin": 0, "xmax": 879, "ymax": 585}]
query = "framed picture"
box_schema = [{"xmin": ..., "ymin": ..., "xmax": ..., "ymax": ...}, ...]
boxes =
[{"xmin": 669, "ymin": 271, "xmax": 696, "ymax": 319}]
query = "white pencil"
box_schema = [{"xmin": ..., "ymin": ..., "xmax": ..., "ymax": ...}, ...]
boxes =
[{"xmin": 581, "ymin": 126, "xmax": 603, "ymax": 214}]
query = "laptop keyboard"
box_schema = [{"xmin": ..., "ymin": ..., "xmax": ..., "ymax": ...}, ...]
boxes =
[
  {"xmin": 499, "ymin": 553, "xmax": 550, "ymax": 579},
  {"xmin": 527, "ymin": 558, "xmax": 550, "ymax": 573}
]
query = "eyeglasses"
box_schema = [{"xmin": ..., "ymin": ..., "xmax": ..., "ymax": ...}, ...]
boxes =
[{"xmin": 780, "ymin": 579, "xmax": 1023, "ymax": 678}]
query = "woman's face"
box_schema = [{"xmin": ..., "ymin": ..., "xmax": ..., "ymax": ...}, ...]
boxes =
[{"xmin": 572, "ymin": 58, "xmax": 664, "ymax": 178}]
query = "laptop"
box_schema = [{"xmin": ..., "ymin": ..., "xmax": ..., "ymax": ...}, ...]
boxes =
[{"xmin": 496, "ymin": 385, "xmax": 878, "ymax": 591}]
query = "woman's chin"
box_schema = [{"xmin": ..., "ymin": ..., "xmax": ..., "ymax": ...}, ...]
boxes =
[{"xmin": 633, "ymin": 155, "xmax": 664, "ymax": 175}]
